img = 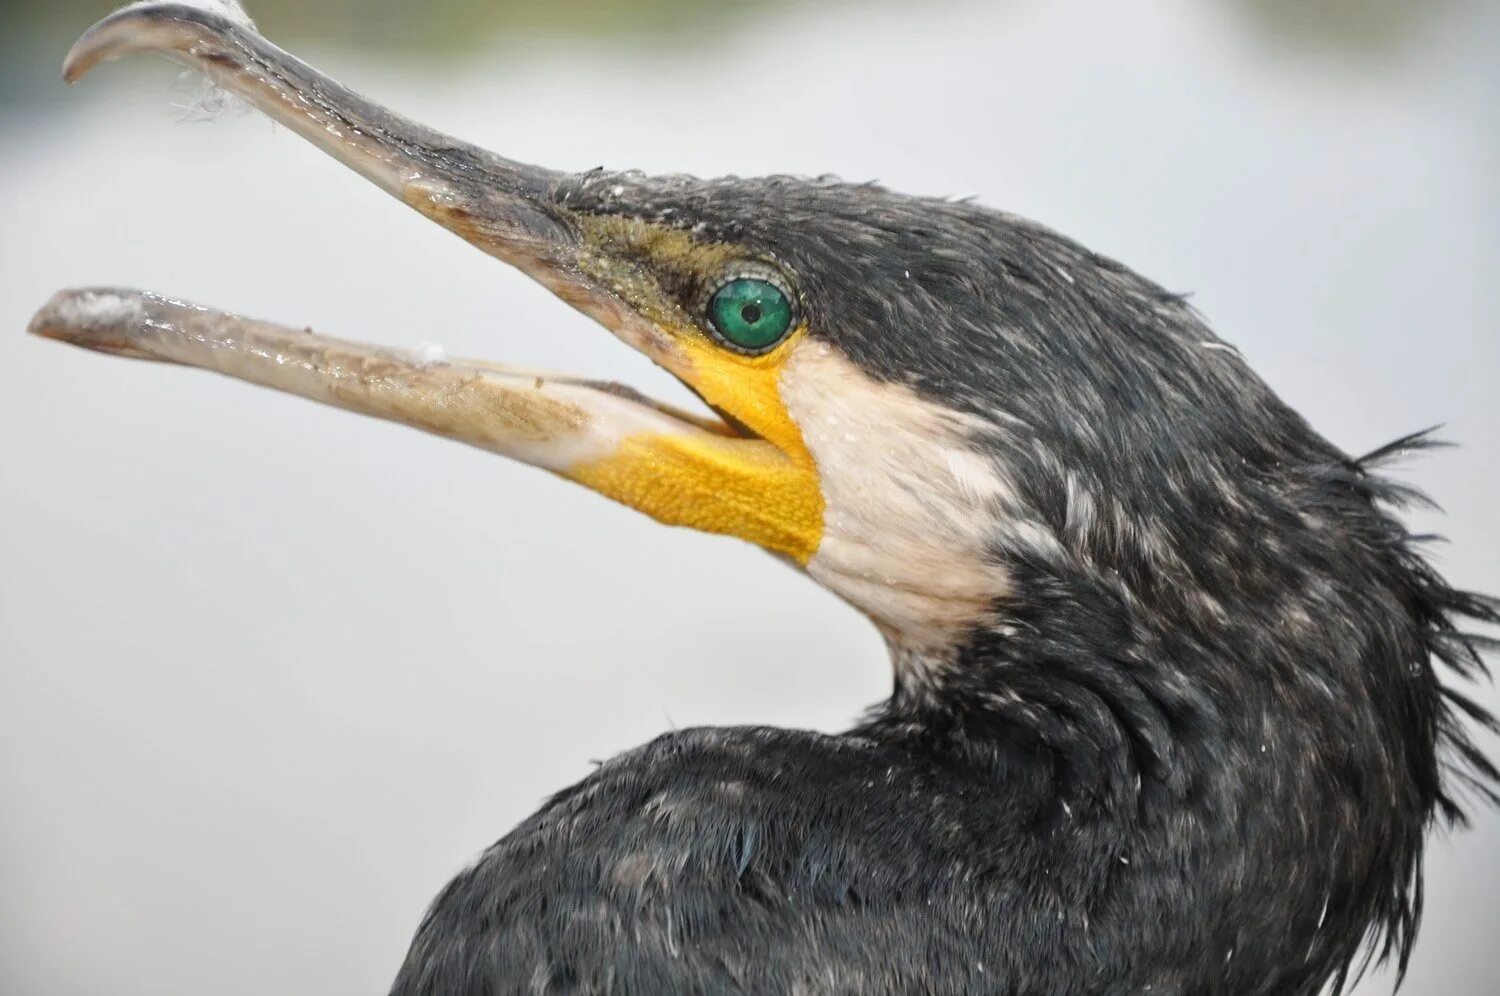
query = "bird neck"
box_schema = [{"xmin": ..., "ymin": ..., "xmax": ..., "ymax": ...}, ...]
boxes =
[
  {"xmin": 846, "ymin": 442, "xmax": 1490, "ymax": 982},
  {"xmin": 857, "ymin": 437, "xmax": 1458, "ymax": 821},
  {"xmin": 866, "ymin": 551, "xmax": 1238, "ymax": 815}
]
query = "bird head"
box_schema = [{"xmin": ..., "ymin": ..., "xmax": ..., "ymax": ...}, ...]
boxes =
[
  {"xmin": 31, "ymin": 3, "xmax": 1496, "ymax": 713},
  {"xmin": 33, "ymin": 2, "xmax": 1051, "ymax": 660}
]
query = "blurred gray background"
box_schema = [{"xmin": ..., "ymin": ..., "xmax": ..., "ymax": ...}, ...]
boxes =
[{"xmin": 2, "ymin": 1, "xmax": 1496, "ymax": 993}]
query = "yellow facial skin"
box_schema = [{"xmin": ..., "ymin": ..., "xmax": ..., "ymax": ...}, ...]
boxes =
[
  {"xmin": 533, "ymin": 214, "xmax": 830, "ymax": 565},
  {"xmin": 568, "ymin": 327, "xmax": 825, "ymax": 564}
]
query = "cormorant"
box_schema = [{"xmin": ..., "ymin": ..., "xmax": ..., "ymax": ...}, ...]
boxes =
[{"xmin": 29, "ymin": 5, "xmax": 1498, "ymax": 994}]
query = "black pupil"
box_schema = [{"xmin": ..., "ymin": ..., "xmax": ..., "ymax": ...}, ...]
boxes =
[{"xmin": 740, "ymin": 303, "xmax": 762, "ymax": 325}]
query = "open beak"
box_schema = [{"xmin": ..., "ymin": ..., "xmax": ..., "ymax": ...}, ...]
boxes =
[{"xmin": 30, "ymin": 3, "xmax": 824, "ymax": 564}]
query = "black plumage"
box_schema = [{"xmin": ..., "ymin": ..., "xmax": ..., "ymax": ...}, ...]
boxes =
[{"xmin": 391, "ymin": 173, "xmax": 1498, "ymax": 995}]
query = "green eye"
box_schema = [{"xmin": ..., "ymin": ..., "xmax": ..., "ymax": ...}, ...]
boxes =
[{"xmin": 707, "ymin": 278, "xmax": 794, "ymax": 353}]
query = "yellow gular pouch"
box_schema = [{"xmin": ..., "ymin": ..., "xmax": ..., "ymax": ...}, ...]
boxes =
[{"xmin": 567, "ymin": 328, "xmax": 826, "ymax": 565}]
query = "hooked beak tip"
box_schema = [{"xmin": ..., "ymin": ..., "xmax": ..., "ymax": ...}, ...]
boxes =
[
  {"xmin": 62, "ymin": 2, "xmax": 250, "ymax": 86},
  {"xmin": 62, "ymin": 29, "xmax": 108, "ymax": 84}
]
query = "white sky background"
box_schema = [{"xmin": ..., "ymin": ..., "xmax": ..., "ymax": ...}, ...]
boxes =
[{"xmin": 1, "ymin": 0, "xmax": 1497, "ymax": 993}]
